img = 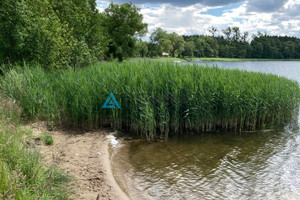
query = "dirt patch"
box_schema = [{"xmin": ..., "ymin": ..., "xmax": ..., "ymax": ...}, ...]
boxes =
[{"xmin": 28, "ymin": 122, "xmax": 129, "ymax": 200}]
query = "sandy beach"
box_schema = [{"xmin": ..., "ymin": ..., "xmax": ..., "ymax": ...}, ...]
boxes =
[{"xmin": 28, "ymin": 122, "xmax": 129, "ymax": 200}]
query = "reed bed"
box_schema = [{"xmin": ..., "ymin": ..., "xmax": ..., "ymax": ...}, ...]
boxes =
[{"xmin": 1, "ymin": 62, "xmax": 300, "ymax": 140}]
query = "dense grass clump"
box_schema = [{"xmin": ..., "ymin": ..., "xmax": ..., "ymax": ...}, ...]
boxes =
[
  {"xmin": 43, "ymin": 133, "xmax": 54, "ymax": 145},
  {"xmin": 1, "ymin": 62, "xmax": 300, "ymax": 140},
  {"xmin": 0, "ymin": 96, "xmax": 70, "ymax": 199}
]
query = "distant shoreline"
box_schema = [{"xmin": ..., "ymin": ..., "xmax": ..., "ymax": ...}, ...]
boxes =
[
  {"xmin": 128, "ymin": 57, "xmax": 300, "ymax": 63},
  {"xmin": 189, "ymin": 57, "xmax": 300, "ymax": 62}
]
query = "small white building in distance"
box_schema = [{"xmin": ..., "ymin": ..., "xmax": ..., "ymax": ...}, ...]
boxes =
[{"xmin": 162, "ymin": 52, "xmax": 170, "ymax": 57}]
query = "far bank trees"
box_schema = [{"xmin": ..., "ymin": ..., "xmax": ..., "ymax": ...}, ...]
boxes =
[{"xmin": 148, "ymin": 28, "xmax": 185, "ymax": 57}]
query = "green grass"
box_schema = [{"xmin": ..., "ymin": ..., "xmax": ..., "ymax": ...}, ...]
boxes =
[
  {"xmin": 190, "ymin": 57, "xmax": 300, "ymax": 62},
  {"xmin": 43, "ymin": 133, "xmax": 54, "ymax": 145},
  {"xmin": 1, "ymin": 61, "xmax": 300, "ymax": 140},
  {"xmin": 0, "ymin": 95, "xmax": 70, "ymax": 199},
  {"xmin": 127, "ymin": 57, "xmax": 187, "ymax": 63}
]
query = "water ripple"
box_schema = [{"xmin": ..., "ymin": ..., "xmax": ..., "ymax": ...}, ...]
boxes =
[{"xmin": 112, "ymin": 131, "xmax": 300, "ymax": 200}]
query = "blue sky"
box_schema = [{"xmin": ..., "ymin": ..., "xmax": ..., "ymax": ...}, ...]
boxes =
[{"xmin": 97, "ymin": 0, "xmax": 300, "ymax": 39}]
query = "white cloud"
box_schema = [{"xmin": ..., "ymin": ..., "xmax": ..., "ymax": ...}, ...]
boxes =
[
  {"xmin": 96, "ymin": 0, "xmax": 300, "ymax": 38},
  {"xmin": 96, "ymin": 1, "xmax": 109, "ymax": 12},
  {"xmin": 100, "ymin": 0, "xmax": 243, "ymax": 7},
  {"xmin": 247, "ymin": 0, "xmax": 289, "ymax": 12}
]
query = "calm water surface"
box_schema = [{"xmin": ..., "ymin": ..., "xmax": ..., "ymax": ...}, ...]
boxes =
[
  {"xmin": 112, "ymin": 61, "xmax": 300, "ymax": 200},
  {"xmin": 193, "ymin": 61, "xmax": 300, "ymax": 82}
]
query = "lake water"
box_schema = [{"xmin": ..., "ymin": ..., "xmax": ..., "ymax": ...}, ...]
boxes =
[
  {"xmin": 192, "ymin": 61, "xmax": 300, "ymax": 83},
  {"xmin": 111, "ymin": 61, "xmax": 300, "ymax": 200}
]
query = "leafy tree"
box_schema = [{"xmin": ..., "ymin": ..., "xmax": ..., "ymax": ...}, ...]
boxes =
[
  {"xmin": 150, "ymin": 28, "xmax": 168, "ymax": 45},
  {"xmin": 103, "ymin": 3, "xmax": 147, "ymax": 61},
  {"xmin": 160, "ymin": 39, "xmax": 173, "ymax": 54},
  {"xmin": 251, "ymin": 41, "xmax": 263, "ymax": 58},
  {"xmin": 50, "ymin": 0, "xmax": 108, "ymax": 67},
  {"xmin": 169, "ymin": 33, "xmax": 185, "ymax": 57},
  {"xmin": 148, "ymin": 28, "xmax": 169, "ymax": 56},
  {"xmin": 0, "ymin": 0, "xmax": 74, "ymax": 68},
  {"xmin": 283, "ymin": 41, "xmax": 295, "ymax": 59},
  {"xmin": 295, "ymin": 41, "xmax": 300, "ymax": 58},
  {"xmin": 262, "ymin": 41, "xmax": 273, "ymax": 58},
  {"xmin": 148, "ymin": 28, "xmax": 184, "ymax": 58},
  {"xmin": 0, "ymin": 0, "xmax": 110, "ymax": 68},
  {"xmin": 135, "ymin": 39, "xmax": 148, "ymax": 57},
  {"xmin": 194, "ymin": 38, "xmax": 205, "ymax": 57},
  {"xmin": 182, "ymin": 40, "xmax": 195, "ymax": 57}
]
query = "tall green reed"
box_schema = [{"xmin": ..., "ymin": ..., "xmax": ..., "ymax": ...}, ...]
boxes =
[{"xmin": 1, "ymin": 62, "xmax": 300, "ymax": 140}]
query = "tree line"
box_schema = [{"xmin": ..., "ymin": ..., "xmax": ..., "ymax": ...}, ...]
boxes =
[
  {"xmin": 1, "ymin": 1, "xmax": 300, "ymax": 69},
  {"xmin": 146, "ymin": 27, "xmax": 300, "ymax": 59}
]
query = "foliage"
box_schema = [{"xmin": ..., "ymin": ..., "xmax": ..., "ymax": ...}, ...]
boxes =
[
  {"xmin": 0, "ymin": 95, "xmax": 70, "ymax": 199},
  {"xmin": 2, "ymin": 62, "xmax": 300, "ymax": 140},
  {"xmin": 148, "ymin": 28, "xmax": 185, "ymax": 57},
  {"xmin": 49, "ymin": 0, "xmax": 109, "ymax": 68},
  {"xmin": 0, "ymin": 0, "xmax": 74, "ymax": 68},
  {"xmin": 0, "ymin": 0, "xmax": 146, "ymax": 67},
  {"xmin": 134, "ymin": 39, "xmax": 149, "ymax": 57},
  {"xmin": 182, "ymin": 41, "xmax": 195, "ymax": 57},
  {"xmin": 2, "ymin": 0, "xmax": 300, "ymax": 67},
  {"xmin": 127, "ymin": 57, "xmax": 187, "ymax": 63},
  {"xmin": 43, "ymin": 133, "xmax": 54, "ymax": 145},
  {"xmin": 103, "ymin": 3, "xmax": 147, "ymax": 61},
  {"xmin": 182, "ymin": 27, "xmax": 300, "ymax": 59}
]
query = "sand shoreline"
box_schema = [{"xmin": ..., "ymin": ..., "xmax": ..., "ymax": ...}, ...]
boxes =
[
  {"xmin": 103, "ymin": 141, "xmax": 131, "ymax": 200},
  {"xmin": 28, "ymin": 122, "xmax": 130, "ymax": 200}
]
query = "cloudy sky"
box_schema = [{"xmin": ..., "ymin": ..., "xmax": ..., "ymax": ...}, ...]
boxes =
[{"xmin": 96, "ymin": 0, "xmax": 300, "ymax": 39}]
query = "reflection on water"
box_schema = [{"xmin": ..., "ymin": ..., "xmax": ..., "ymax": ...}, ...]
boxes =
[
  {"xmin": 112, "ymin": 130, "xmax": 300, "ymax": 200},
  {"xmin": 112, "ymin": 61, "xmax": 300, "ymax": 200}
]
